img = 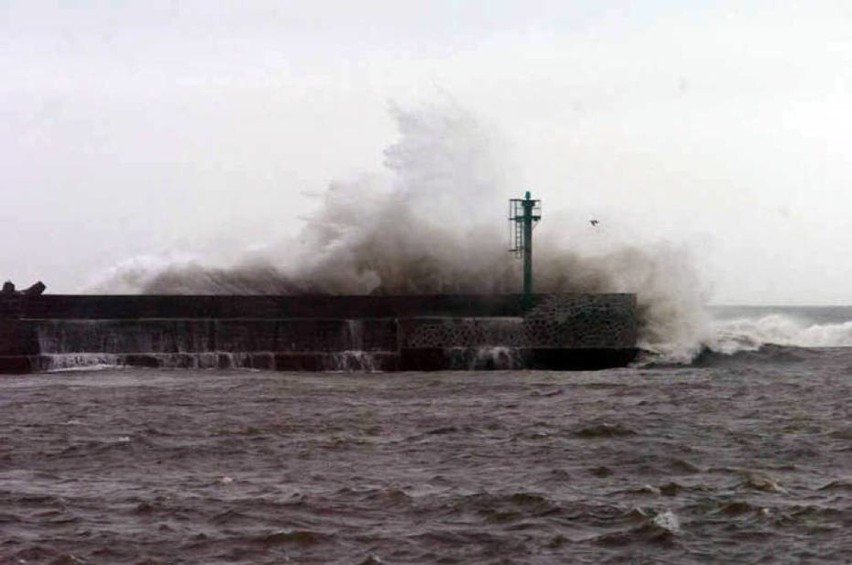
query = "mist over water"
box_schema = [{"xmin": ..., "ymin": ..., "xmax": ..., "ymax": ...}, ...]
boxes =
[{"xmin": 92, "ymin": 103, "xmax": 714, "ymax": 362}]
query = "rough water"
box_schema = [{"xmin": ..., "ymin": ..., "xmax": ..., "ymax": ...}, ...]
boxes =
[{"xmin": 2, "ymin": 308, "xmax": 850, "ymax": 563}]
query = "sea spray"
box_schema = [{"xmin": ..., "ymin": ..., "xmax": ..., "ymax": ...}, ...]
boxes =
[{"xmin": 90, "ymin": 103, "xmax": 709, "ymax": 362}]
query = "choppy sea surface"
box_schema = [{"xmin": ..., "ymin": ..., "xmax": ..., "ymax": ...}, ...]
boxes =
[{"xmin": 1, "ymin": 306, "xmax": 851, "ymax": 564}]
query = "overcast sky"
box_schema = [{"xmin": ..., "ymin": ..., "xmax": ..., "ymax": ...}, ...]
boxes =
[{"xmin": 3, "ymin": 1, "xmax": 852, "ymax": 304}]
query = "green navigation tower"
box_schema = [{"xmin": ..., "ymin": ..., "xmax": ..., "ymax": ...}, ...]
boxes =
[{"xmin": 509, "ymin": 191, "xmax": 542, "ymax": 311}]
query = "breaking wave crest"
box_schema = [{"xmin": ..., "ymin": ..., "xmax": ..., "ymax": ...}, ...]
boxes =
[
  {"xmin": 706, "ymin": 314, "xmax": 852, "ymax": 354},
  {"xmin": 90, "ymin": 103, "xmax": 708, "ymax": 363}
]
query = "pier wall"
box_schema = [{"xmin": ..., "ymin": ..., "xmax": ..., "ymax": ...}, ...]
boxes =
[{"xmin": 0, "ymin": 294, "xmax": 638, "ymax": 373}]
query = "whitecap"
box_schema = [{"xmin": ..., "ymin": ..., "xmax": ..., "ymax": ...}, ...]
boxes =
[{"xmin": 652, "ymin": 509, "xmax": 681, "ymax": 534}]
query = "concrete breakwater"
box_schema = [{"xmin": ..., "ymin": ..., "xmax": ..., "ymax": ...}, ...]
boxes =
[{"xmin": 0, "ymin": 294, "xmax": 637, "ymax": 373}]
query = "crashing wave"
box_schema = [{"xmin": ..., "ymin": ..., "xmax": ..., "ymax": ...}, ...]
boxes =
[
  {"xmin": 706, "ymin": 314, "xmax": 852, "ymax": 354},
  {"xmin": 90, "ymin": 103, "xmax": 709, "ymax": 364}
]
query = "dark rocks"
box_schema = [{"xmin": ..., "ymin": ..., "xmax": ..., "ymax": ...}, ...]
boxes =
[{"xmin": 24, "ymin": 281, "xmax": 46, "ymax": 296}]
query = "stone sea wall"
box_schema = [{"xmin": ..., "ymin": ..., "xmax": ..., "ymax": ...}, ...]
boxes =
[{"xmin": 0, "ymin": 294, "xmax": 637, "ymax": 373}]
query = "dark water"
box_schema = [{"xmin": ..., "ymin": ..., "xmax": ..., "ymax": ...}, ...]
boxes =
[{"xmin": 2, "ymin": 346, "xmax": 850, "ymax": 563}]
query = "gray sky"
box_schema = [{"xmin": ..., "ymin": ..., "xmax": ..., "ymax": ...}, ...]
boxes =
[{"xmin": 3, "ymin": 1, "xmax": 852, "ymax": 304}]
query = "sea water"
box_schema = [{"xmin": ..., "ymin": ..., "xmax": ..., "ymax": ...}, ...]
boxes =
[{"xmin": 1, "ymin": 306, "xmax": 850, "ymax": 563}]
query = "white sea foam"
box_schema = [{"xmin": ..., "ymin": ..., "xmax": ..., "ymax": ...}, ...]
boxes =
[
  {"xmin": 45, "ymin": 354, "xmax": 124, "ymax": 372},
  {"xmin": 706, "ymin": 314, "xmax": 852, "ymax": 354},
  {"xmin": 652, "ymin": 509, "xmax": 681, "ymax": 534}
]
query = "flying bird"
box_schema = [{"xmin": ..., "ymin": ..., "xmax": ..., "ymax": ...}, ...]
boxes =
[{"xmin": 590, "ymin": 219, "xmax": 599, "ymax": 227}]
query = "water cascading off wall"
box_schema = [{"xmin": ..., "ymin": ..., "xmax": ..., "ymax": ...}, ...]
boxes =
[{"xmin": 0, "ymin": 294, "xmax": 638, "ymax": 373}]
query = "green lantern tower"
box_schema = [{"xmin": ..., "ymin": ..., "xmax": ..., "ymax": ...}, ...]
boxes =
[{"xmin": 509, "ymin": 191, "xmax": 542, "ymax": 311}]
